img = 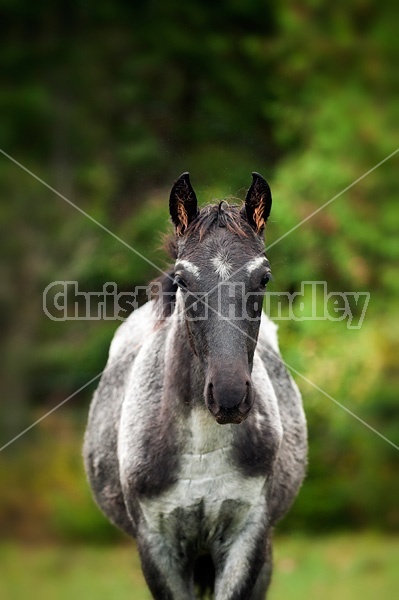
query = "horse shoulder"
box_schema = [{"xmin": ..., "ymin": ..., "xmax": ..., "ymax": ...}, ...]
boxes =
[
  {"xmin": 257, "ymin": 314, "xmax": 308, "ymax": 523},
  {"xmin": 108, "ymin": 300, "xmax": 157, "ymax": 361},
  {"xmin": 117, "ymin": 321, "xmax": 181, "ymax": 505},
  {"xmin": 83, "ymin": 300, "xmax": 158, "ymax": 537}
]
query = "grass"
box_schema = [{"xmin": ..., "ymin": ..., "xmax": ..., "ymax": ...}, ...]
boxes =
[{"xmin": 0, "ymin": 533, "xmax": 397, "ymax": 599}]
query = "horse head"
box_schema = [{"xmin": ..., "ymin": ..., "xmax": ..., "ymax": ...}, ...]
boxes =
[{"xmin": 168, "ymin": 172, "xmax": 272, "ymax": 424}]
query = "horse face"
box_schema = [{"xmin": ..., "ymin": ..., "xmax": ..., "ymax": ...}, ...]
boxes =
[
  {"xmin": 169, "ymin": 173, "xmax": 272, "ymax": 424},
  {"xmin": 174, "ymin": 234, "xmax": 271, "ymax": 424}
]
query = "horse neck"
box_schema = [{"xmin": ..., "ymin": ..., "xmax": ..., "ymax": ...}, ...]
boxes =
[{"xmin": 162, "ymin": 304, "xmax": 205, "ymax": 409}]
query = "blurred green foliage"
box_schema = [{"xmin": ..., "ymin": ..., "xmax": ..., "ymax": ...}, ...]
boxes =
[
  {"xmin": 0, "ymin": 0, "xmax": 398, "ymax": 540},
  {"xmin": 1, "ymin": 534, "xmax": 398, "ymax": 599}
]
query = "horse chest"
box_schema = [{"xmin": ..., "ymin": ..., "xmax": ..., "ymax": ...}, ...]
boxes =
[{"xmin": 138, "ymin": 409, "xmax": 267, "ymax": 543}]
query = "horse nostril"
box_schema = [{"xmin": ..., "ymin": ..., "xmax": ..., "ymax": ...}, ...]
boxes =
[
  {"xmin": 207, "ymin": 383, "xmax": 218, "ymax": 414},
  {"xmin": 239, "ymin": 382, "xmax": 252, "ymax": 414},
  {"xmin": 206, "ymin": 377, "xmax": 253, "ymax": 421}
]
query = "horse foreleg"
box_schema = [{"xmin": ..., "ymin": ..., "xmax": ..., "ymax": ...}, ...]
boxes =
[
  {"xmin": 249, "ymin": 541, "xmax": 273, "ymax": 600},
  {"xmin": 136, "ymin": 529, "xmax": 196, "ymax": 600},
  {"xmin": 214, "ymin": 514, "xmax": 269, "ymax": 600}
]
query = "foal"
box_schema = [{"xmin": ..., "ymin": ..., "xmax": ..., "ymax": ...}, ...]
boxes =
[{"xmin": 84, "ymin": 172, "xmax": 307, "ymax": 599}]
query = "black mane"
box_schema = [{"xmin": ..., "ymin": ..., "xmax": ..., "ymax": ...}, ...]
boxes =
[{"xmin": 191, "ymin": 202, "xmax": 249, "ymax": 239}]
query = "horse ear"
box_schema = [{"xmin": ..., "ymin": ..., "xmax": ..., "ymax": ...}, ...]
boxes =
[
  {"xmin": 243, "ymin": 172, "xmax": 272, "ymax": 234},
  {"xmin": 169, "ymin": 172, "xmax": 198, "ymax": 235}
]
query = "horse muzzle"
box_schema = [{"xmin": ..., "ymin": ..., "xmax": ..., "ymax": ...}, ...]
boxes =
[{"xmin": 205, "ymin": 376, "xmax": 253, "ymax": 425}]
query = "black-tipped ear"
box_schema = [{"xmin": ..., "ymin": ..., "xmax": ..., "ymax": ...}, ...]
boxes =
[
  {"xmin": 244, "ymin": 172, "xmax": 272, "ymax": 234},
  {"xmin": 169, "ymin": 172, "xmax": 198, "ymax": 235}
]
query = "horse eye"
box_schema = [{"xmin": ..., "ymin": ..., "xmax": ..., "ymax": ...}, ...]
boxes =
[
  {"xmin": 260, "ymin": 274, "xmax": 270, "ymax": 288},
  {"xmin": 174, "ymin": 274, "xmax": 188, "ymax": 289}
]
